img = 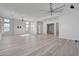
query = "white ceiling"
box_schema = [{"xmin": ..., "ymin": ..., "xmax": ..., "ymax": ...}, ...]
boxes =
[{"xmin": 0, "ymin": 3, "xmax": 79, "ymax": 21}]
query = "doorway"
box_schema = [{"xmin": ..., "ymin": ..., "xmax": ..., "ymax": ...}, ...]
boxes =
[
  {"xmin": 37, "ymin": 21, "xmax": 43, "ymax": 34},
  {"xmin": 47, "ymin": 23, "xmax": 54, "ymax": 35}
]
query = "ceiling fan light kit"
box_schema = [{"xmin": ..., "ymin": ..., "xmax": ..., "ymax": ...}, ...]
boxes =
[{"xmin": 70, "ymin": 4, "xmax": 74, "ymax": 9}]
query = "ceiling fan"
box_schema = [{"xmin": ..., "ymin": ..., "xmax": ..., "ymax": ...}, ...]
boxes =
[{"xmin": 41, "ymin": 3, "xmax": 65, "ymax": 16}]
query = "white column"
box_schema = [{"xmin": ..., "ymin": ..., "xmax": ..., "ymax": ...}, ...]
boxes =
[
  {"xmin": 0, "ymin": 25, "xmax": 2, "ymax": 40},
  {"xmin": 0, "ymin": 17, "xmax": 3, "ymax": 40}
]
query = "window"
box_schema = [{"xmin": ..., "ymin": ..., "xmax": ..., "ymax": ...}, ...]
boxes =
[
  {"xmin": 26, "ymin": 22, "xmax": 29, "ymax": 25},
  {"xmin": 4, "ymin": 23, "xmax": 10, "ymax": 28},
  {"xmin": 25, "ymin": 21, "xmax": 35, "ymax": 33},
  {"xmin": 4, "ymin": 19, "xmax": 10, "ymax": 32},
  {"xmin": 31, "ymin": 22, "xmax": 35, "ymax": 32},
  {"xmin": 26, "ymin": 22, "xmax": 29, "ymax": 31},
  {"xmin": 4, "ymin": 19, "xmax": 10, "ymax": 22}
]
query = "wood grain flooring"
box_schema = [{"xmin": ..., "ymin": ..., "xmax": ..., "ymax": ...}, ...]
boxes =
[{"xmin": 0, "ymin": 34, "xmax": 79, "ymax": 56}]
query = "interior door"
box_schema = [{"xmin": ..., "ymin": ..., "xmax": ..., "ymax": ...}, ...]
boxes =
[{"xmin": 47, "ymin": 23, "xmax": 54, "ymax": 34}]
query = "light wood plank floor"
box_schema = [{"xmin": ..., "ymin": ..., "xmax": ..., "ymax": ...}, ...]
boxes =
[{"xmin": 0, "ymin": 34, "xmax": 79, "ymax": 56}]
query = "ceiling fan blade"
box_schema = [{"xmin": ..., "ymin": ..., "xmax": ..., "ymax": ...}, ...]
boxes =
[
  {"xmin": 40, "ymin": 10, "xmax": 49, "ymax": 12},
  {"xmin": 40, "ymin": 10, "xmax": 50, "ymax": 14},
  {"xmin": 53, "ymin": 11, "xmax": 62, "ymax": 13},
  {"xmin": 53, "ymin": 8, "xmax": 63, "ymax": 12},
  {"xmin": 40, "ymin": 11, "xmax": 50, "ymax": 14},
  {"xmin": 54, "ymin": 5, "xmax": 65, "ymax": 11}
]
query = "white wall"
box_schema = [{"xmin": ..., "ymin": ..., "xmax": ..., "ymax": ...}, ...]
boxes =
[
  {"xmin": 59, "ymin": 10, "xmax": 79, "ymax": 40},
  {"xmin": 14, "ymin": 19, "xmax": 26, "ymax": 35}
]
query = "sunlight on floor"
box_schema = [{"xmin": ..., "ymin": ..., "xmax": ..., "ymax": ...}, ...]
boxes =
[{"xmin": 20, "ymin": 34, "xmax": 30, "ymax": 37}]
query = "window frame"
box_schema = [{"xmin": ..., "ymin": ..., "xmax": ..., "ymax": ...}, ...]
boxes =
[{"xmin": 3, "ymin": 18, "xmax": 10, "ymax": 32}]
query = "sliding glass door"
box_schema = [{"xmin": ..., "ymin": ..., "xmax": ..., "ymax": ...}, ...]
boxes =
[{"xmin": 25, "ymin": 21, "xmax": 35, "ymax": 34}]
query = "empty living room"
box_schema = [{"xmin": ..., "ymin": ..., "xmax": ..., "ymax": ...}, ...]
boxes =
[{"xmin": 0, "ymin": 0, "xmax": 79, "ymax": 57}]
